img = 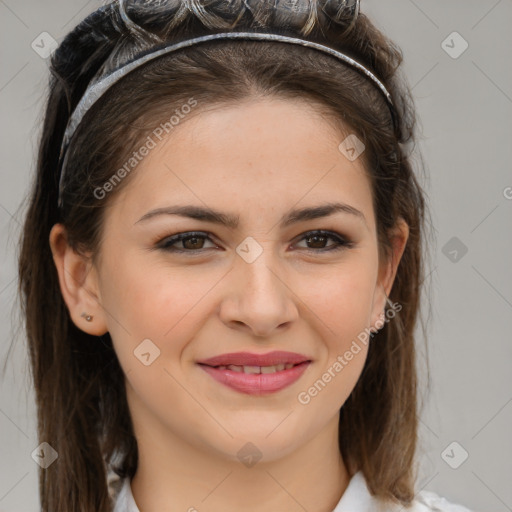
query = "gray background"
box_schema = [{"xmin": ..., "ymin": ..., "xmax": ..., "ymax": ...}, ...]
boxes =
[{"xmin": 1, "ymin": 1, "xmax": 511, "ymax": 511}]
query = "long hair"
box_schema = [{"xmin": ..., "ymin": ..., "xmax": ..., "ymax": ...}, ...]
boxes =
[{"xmin": 14, "ymin": 1, "xmax": 432, "ymax": 510}]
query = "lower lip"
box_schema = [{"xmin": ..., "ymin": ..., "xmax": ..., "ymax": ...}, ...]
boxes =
[{"xmin": 198, "ymin": 362, "xmax": 311, "ymax": 395}]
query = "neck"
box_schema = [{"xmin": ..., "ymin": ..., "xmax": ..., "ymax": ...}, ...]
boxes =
[{"xmin": 129, "ymin": 400, "xmax": 350, "ymax": 512}]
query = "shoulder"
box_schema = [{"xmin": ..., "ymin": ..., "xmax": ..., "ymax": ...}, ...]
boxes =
[
  {"xmin": 107, "ymin": 469, "xmax": 129, "ymax": 511},
  {"xmin": 335, "ymin": 471, "xmax": 475, "ymax": 512},
  {"xmin": 408, "ymin": 489, "xmax": 476, "ymax": 512}
]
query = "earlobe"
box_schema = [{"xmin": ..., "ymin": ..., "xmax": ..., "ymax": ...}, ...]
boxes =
[{"xmin": 48, "ymin": 223, "xmax": 109, "ymax": 336}]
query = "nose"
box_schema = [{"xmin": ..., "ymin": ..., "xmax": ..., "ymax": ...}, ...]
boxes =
[{"xmin": 218, "ymin": 247, "xmax": 299, "ymax": 338}]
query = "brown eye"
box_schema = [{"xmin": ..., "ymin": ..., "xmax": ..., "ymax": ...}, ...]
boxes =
[
  {"xmin": 181, "ymin": 235, "xmax": 206, "ymax": 250},
  {"xmin": 158, "ymin": 232, "xmax": 217, "ymax": 252},
  {"xmin": 157, "ymin": 230, "xmax": 353, "ymax": 255},
  {"xmin": 305, "ymin": 233, "xmax": 330, "ymax": 249},
  {"xmin": 294, "ymin": 230, "xmax": 353, "ymax": 253}
]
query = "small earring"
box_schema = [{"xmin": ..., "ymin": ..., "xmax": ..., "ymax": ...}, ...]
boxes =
[{"xmin": 81, "ymin": 312, "xmax": 93, "ymax": 322}]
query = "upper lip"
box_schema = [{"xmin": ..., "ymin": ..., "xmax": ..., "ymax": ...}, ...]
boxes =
[{"xmin": 197, "ymin": 351, "xmax": 311, "ymax": 367}]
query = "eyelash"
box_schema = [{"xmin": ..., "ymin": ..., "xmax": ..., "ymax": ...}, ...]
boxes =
[{"xmin": 155, "ymin": 230, "xmax": 354, "ymax": 255}]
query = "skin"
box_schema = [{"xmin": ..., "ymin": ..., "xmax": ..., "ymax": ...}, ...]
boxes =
[{"xmin": 50, "ymin": 97, "xmax": 408, "ymax": 512}]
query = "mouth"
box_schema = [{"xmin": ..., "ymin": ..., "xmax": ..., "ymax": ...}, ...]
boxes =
[
  {"xmin": 198, "ymin": 362, "xmax": 305, "ymax": 373},
  {"xmin": 197, "ymin": 350, "xmax": 311, "ymax": 368},
  {"xmin": 196, "ymin": 351, "xmax": 312, "ymax": 395}
]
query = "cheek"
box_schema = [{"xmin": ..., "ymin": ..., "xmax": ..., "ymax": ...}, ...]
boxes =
[
  {"xmin": 98, "ymin": 251, "xmax": 222, "ymax": 359},
  {"xmin": 296, "ymin": 279, "xmax": 372, "ymax": 418},
  {"xmin": 100, "ymin": 244, "xmax": 378, "ymax": 360},
  {"xmin": 292, "ymin": 256, "xmax": 376, "ymax": 404},
  {"xmin": 302, "ymin": 255, "xmax": 378, "ymax": 343}
]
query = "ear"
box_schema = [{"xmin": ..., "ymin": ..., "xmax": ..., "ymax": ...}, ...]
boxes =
[
  {"xmin": 49, "ymin": 223, "xmax": 108, "ymax": 336},
  {"xmin": 369, "ymin": 217, "xmax": 409, "ymax": 331}
]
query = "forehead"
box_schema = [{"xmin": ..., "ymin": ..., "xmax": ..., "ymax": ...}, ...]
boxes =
[{"xmin": 107, "ymin": 97, "xmax": 375, "ymax": 231}]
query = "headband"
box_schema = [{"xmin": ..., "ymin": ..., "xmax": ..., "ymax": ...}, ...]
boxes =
[{"xmin": 57, "ymin": 0, "xmax": 398, "ymax": 208}]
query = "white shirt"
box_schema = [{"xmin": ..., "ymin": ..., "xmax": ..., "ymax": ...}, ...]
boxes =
[{"xmin": 108, "ymin": 470, "xmax": 475, "ymax": 512}]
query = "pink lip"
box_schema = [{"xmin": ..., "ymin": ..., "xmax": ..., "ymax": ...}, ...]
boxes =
[
  {"xmin": 197, "ymin": 350, "xmax": 310, "ymax": 367},
  {"xmin": 198, "ymin": 361, "xmax": 311, "ymax": 395}
]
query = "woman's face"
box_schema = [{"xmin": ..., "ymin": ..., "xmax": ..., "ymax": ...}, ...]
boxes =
[{"xmin": 58, "ymin": 97, "xmax": 407, "ymax": 463}]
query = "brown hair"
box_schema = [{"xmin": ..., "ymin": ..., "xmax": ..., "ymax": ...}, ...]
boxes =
[{"xmin": 14, "ymin": 1, "xmax": 432, "ymax": 510}]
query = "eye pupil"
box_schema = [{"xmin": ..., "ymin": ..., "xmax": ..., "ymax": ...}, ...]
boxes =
[
  {"xmin": 306, "ymin": 234, "xmax": 327, "ymax": 248},
  {"xmin": 183, "ymin": 236, "xmax": 204, "ymax": 249}
]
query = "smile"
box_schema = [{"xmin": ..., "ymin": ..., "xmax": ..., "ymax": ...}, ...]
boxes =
[
  {"xmin": 197, "ymin": 360, "xmax": 311, "ymax": 395},
  {"xmin": 213, "ymin": 363, "xmax": 296, "ymax": 373}
]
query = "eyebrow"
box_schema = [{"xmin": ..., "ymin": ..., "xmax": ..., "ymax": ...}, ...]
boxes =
[{"xmin": 135, "ymin": 202, "xmax": 368, "ymax": 230}]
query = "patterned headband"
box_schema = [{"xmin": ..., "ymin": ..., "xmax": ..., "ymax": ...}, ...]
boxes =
[{"xmin": 57, "ymin": 0, "xmax": 398, "ymax": 208}]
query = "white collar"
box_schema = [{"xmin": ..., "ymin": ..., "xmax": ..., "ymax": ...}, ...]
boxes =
[{"xmin": 112, "ymin": 470, "xmax": 473, "ymax": 512}]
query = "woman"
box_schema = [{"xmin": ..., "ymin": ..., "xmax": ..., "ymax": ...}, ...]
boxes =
[{"xmin": 18, "ymin": 0, "xmax": 475, "ymax": 510}]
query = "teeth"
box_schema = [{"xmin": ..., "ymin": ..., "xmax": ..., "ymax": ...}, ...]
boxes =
[
  {"xmin": 216, "ymin": 363, "xmax": 297, "ymax": 374},
  {"xmin": 244, "ymin": 365, "xmax": 261, "ymax": 374},
  {"xmin": 261, "ymin": 364, "xmax": 284, "ymax": 373}
]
